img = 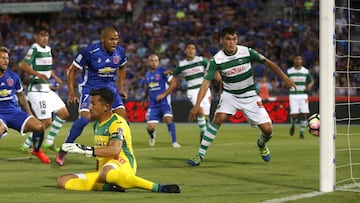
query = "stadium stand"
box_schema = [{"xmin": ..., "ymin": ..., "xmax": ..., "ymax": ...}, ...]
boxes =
[{"xmin": 0, "ymin": 0, "xmax": 358, "ymax": 101}]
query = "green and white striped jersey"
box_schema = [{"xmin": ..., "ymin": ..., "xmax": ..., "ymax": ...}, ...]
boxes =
[
  {"xmin": 22, "ymin": 43, "xmax": 52, "ymax": 92},
  {"xmin": 286, "ymin": 66, "xmax": 313, "ymax": 95},
  {"xmin": 205, "ymin": 45, "xmax": 266, "ymax": 98},
  {"xmin": 173, "ymin": 56, "xmax": 209, "ymax": 90}
]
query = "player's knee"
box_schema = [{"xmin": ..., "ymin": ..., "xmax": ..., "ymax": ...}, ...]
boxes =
[
  {"xmin": 57, "ymin": 174, "xmax": 77, "ymax": 189},
  {"xmin": 57, "ymin": 176, "xmax": 68, "ymax": 189},
  {"xmin": 213, "ymin": 113, "xmax": 227, "ymax": 126},
  {"xmin": 260, "ymin": 123, "xmax": 273, "ymax": 135},
  {"xmin": 41, "ymin": 119, "xmax": 52, "ymax": 129},
  {"xmin": 58, "ymin": 108, "xmax": 69, "ymax": 120},
  {"xmin": 0, "ymin": 121, "xmax": 5, "ymax": 131},
  {"xmin": 30, "ymin": 119, "xmax": 45, "ymax": 133},
  {"xmin": 99, "ymin": 165, "xmax": 113, "ymax": 182}
]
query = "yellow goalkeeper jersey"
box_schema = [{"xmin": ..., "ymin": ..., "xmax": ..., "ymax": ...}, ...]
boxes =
[{"xmin": 93, "ymin": 113, "xmax": 136, "ymax": 169}]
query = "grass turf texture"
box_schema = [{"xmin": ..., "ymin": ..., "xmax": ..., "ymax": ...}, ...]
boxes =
[{"xmin": 0, "ymin": 123, "xmax": 359, "ymax": 203}]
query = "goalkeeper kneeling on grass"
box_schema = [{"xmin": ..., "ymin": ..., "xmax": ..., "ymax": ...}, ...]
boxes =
[{"xmin": 57, "ymin": 88, "xmax": 180, "ymax": 193}]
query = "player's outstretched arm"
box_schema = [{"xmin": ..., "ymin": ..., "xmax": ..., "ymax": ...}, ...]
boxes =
[
  {"xmin": 61, "ymin": 143, "xmax": 94, "ymax": 157},
  {"xmin": 265, "ymin": 59, "xmax": 296, "ymax": 90}
]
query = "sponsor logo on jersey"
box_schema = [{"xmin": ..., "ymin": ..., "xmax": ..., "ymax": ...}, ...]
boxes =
[
  {"xmin": 223, "ymin": 65, "xmax": 246, "ymax": 76},
  {"xmin": 148, "ymin": 82, "xmax": 159, "ymax": 88},
  {"xmin": 98, "ymin": 67, "xmax": 116, "ymax": 74},
  {"xmin": 184, "ymin": 67, "xmax": 202, "ymax": 75},
  {"xmin": 0, "ymin": 89, "xmax": 11, "ymax": 97}
]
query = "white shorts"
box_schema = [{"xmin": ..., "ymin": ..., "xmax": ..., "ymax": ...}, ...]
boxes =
[
  {"xmin": 215, "ymin": 91, "xmax": 271, "ymax": 126},
  {"xmin": 289, "ymin": 94, "xmax": 309, "ymax": 115},
  {"xmin": 27, "ymin": 91, "xmax": 66, "ymax": 119},
  {"xmin": 187, "ymin": 88, "xmax": 211, "ymax": 115}
]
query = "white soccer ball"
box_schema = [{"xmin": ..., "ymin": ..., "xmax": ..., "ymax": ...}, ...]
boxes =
[{"xmin": 308, "ymin": 113, "xmax": 320, "ymax": 137}]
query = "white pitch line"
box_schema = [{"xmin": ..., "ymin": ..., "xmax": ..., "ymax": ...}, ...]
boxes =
[
  {"xmin": 5, "ymin": 156, "xmax": 33, "ymax": 161},
  {"xmin": 260, "ymin": 191, "xmax": 325, "ymax": 203},
  {"xmin": 261, "ymin": 184, "xmax": 360, "ymax": 203}
]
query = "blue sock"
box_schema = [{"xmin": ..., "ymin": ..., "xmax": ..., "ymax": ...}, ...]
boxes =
[
  {"xmin": 32, "ymin": 131, "xmax": 44, "ymax": 152},
  {"xmin": 167, "ymin": 122, "xmax": 176, "ymax": 143},
  {"xmin": 65, "ymin": 117, "xmax": 89, "ymax": 143}
]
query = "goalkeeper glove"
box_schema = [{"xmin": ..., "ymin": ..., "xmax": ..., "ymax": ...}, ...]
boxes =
[{"xmin": 61, "ymin": 143, "xmax": 94, "ymax": 157}]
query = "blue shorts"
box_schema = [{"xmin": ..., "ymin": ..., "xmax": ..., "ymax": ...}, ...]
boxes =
[
  {"xmin": 146, "ymin": 103, "xmax": 173, "ymax": 123},
  {"xmin": 0, "ymin": 109, "xmax": 32, "ymax": 135},
  {"xmin": 78, "ymin": 86, "xmax": 125, "ymax": 112}
]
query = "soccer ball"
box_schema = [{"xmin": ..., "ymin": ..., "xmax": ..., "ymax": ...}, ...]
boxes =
[{"xmin": 308, "ymin": 113, "xmax": 320, "ymax": 137}]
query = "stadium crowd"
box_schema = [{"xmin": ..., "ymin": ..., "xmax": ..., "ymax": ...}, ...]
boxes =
[{"xmin": 0, "ymin": 0, "xmax": 359, "ymax": 101}]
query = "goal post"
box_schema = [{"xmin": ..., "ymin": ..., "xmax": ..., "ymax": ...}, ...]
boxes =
[{"xmin": 319, "ymin": 1, "xmax": 336, "ymax": 192}]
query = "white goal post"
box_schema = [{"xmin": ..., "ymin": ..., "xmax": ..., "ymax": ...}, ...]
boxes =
[{"xmin": 319, "ymin": 1, "xmax": 336, "ymax": 192}]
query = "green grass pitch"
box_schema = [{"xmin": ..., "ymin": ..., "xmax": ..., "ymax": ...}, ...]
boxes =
[{"xmin": 0, "ymin": 122, "xmax": 359, "ymax": 203}]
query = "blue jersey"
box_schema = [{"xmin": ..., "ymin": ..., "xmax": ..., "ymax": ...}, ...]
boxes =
[
  {"xmin": 73, "ymin": 42, "xmax": 127, "ymax": 89},
  {"xmin": 0, "ymin": 70, "xmax": 23, "ymax": 114},
  {"xmin": 145, "ymin": 66, "xmax": 172, "ymax": 107}
]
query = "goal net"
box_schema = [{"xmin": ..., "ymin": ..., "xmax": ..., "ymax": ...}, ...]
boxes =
[{"xmin": 332, "ymin": 0, "xmax": 360, "ymax": 192}]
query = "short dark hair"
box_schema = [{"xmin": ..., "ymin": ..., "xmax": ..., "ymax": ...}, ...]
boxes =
[
  {"xmin": 90, "ymin": 88, "xmax": 114, "ymax": 106},
  {"xmin": 0, "ymin": 46, "xmax": 9, "ymax": 54},
  {"xmin": 34, "ymin": 25, "xmax": 48, "ymax": 34},
  {"xmin": 185, "ymin": 41, "xmax": 196, "ymax": 49},
  {"xmin": 219, "ymin": 27, "xmax": 238, "ymax": 38}
]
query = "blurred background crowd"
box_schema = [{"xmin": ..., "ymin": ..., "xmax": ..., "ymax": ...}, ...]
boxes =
[{"xmin": 0, "ymin": 0, "xmax": 359, "ymax": 101}]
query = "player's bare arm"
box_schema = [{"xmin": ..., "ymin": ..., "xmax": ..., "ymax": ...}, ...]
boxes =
[
  {"xmin": 156, "ymin": 76, "xmax": 177, "ymax": 101},
  {"xmin": 16, "ymin": 91, "xmax": 33, "ymax": 115},
  {"xmin": 19, "ymin": 61, "xmax": 48, "ymax": 81},
  {"xmin": 141, "ymin": 84, "xmax": 149, "ymax": 107},
  {"xmin": 67, "ymin": 64, "xmax": 80, "ymax": 104},
  {"xmin": 94, "ymin": 139, "xmax": 122, "ymax": 157},
  {"xmin": 265, "ymin": 59, "xmax": 297, "ymax": 90},
  {"xmin": 117, "ymin": 65, "xmax": 128, "ymax": 100},
  {"xmin": 51, "ymin": 70, "xmax": 63, "ymax": 86}
]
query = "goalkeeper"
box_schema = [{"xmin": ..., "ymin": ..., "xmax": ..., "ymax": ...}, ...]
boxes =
[{"xmin": 57, "ymin": 88, "xmax": 180, "ymax": 193}]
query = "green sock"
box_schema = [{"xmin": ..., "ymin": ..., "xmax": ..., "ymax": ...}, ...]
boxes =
[
  {"xmin": 22, "ymin": 133, "xmax": 33, "ymax": 148},
  {"xmin": 46, "ymin": 116, "xmax": 65, "ymax": 145},
  {"xmin": 300, "ymin": 119, "xmax": 307, "ymax": 135},
  {"xmin": 197, "ymin": 115, "xmax": 207, "ymax": 133},
  {"xmin": 198, "ymin": 122, "xmax": 219, "ymax": 159}
]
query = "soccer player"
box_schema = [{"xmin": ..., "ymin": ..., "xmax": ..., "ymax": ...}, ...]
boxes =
[
  {"xmin": 19, "ymin": 26, "xmax": 69, "ymax": 152},
  {"xmin": 142, "ymin": 54, "xmax": 180, "ymax": 148},
  {"xmin": 0, "ymin": 46, "xmax": 50, "ymax": 164},
  {"xmin": 57, "ymin": 88, "xmax": 180, "ymax": 193},
  {"xmin": 173, "ymin": 42, "xmax": 211, "ymax": 142},
  {"xmin": 55, "ymin": 26, "xmax": 128, "ymax": 166},
  {"xmin": 187, "ymin": 27, "xmax": 297, "ymax": 166},
  {"xmin": 287, "ymin": 54, "xmax": 313, "ymax": 138}
]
